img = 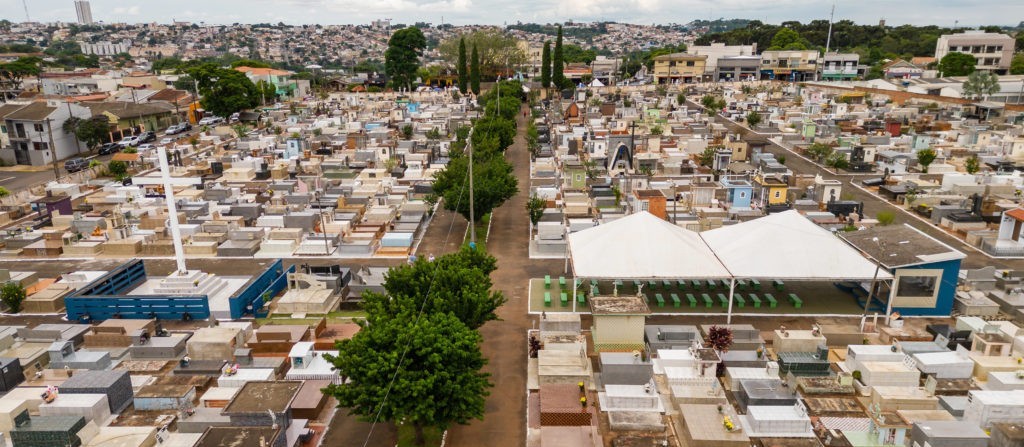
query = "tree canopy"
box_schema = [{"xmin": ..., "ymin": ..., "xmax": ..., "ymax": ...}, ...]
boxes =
[
  {"xmin": 768, "ymin": 27, "xmax": 810, "ymax": 50},
  {"xmin": 385, "ymin": 27, "xmax": 427, "ymax": 91},
  {"xmin": 962, "ymin": 71, "xmax": 1000, "ymax": 99},
  {"xmin": 938, "ymin": 52, "xmax": 977, "ymax": 76},
  {"xmin": 553, "ymin": 26, "xmax": 565, "ymax": 89},
  {"xmin": 62, "ymin": 115, "xmax": 111, "ymax": 151},
  {"xmin": 186, "ymin": 64, "xmax": 260, "ymax": 118},
  {"xmin": 540, "ymin": 41, "xmax": 551, "ymax": 89},
  {"xmin": 917, "ymin": 148, "xmax": 938, "ymax": 173},
  {"xmin": 438, "ymin": 29, "xmax": 525, "ymax": 79},
  {"xmin": 432, "ymin": 151, "xmax": 518, "ymax": 223},
  {"xmin": 457, "ymin": 37, "xmax": 469, "ymax": 94},
  {"xmin": 470, "ymin": 45, "xmax": 481, "ymax": 95}
]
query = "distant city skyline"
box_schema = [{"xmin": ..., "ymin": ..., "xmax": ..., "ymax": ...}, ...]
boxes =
[{"xmin": 0, "ymin": 0, "xmax": 1020, "ymax": 28}]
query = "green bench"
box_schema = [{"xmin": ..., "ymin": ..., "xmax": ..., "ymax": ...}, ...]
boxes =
[
  {"xmin": 655, "ymin": 293, "xmax": 666, "ymax": 307},
  {"xmin": 670, "ymin": 293, "xmax": 682, "ymax": 307},
  {"xmin": 677, "ymin": 280, "xmax": 687, "ymax": 289},
  {"xmin": 749, "ymin": 293, "xmax": 761, "ymax": 308},
  {"xmin": 707, "ymin": 279, "xmax": 718, "ymax": 289},
  {"xmin": 560, "ymin": 292, "xmax": 568, "ymax": 305},
  {"xmin": 736, "ymin": 279, "xmax": 748, "ymax": 290},
  {"xmin": 590, "ymin": 285, "xmax": 599, "ymax": 296},
  {"xmin": 559, "ymin": 276, "xmax": 567, "ymax": 287},
  {"xmin": 735, "ymin": 294, "xmax": 745, "ymax": 308},
  {"xmin": 614, "ymin": 279, "xmax": 623, "ymax": 287},
  {"xmin": 544, "ymin": 292, "xmax": 551, "ymax": 306},
  {"xmin": 545, "ymin": 275, "xmax": 551, "ymax": 289},
  {"xmin": 773, "ymin": 279, "xmax": 785, "ymax": 292},
  {"xmin": 717, "ymin": 293, "xmax": 729, "ymax": 308},
  {"xmin": 764, "ymin": 293, "xmax": 778, "ymax": 308},
  {"xmin": 788, "ymin": 293, "xmax": 802, "ymax": 308},
  {"xmin": 577, "ymin": 291, "xmax": 586, "ymax": 304},
  {"xmin": 686, "ymin": 293, "xmax": 697, "ymax": 307},
  {"xmin": 701, "ymin": 293, "xmax": 713, "ymax": 308},
  {"xmin": 750, "ymin": 279, "xmax": 761, "ymax": 290},
  {"xmin": 663, "ymin": 280, "xmax": 673, "ymax": 289},
  {"xmin": 647, "ymin": 280, "xmax": 657, "ymax": 290},
  {"xmin": 633, "ymin": 280, "xmax": 642, "ymax": 290},
  {"xmin": 691, "ymin": 280, "xmax": 702, "ymax": 289}
]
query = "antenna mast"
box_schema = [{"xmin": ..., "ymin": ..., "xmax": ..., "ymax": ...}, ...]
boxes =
[
  {"xmin": 22, "ymin": 0, "xmax": 30, "ymax": 22},
  {"xmin": 824, "ymin": 0, "xmax": 836, "ymax": 54}
]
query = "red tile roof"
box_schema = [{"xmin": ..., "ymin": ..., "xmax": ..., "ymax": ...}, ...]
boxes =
[{"xmin": 1006, "ymin": 208, "xmax": 1024, "ymax": 221}]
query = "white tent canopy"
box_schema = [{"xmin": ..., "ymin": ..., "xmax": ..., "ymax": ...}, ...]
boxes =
[
  {"xmin": 567, "ymin": 212, "xmax": 732, "ymax": 279},
  {"xmin": 589, "ymin": 79, "xmax": 605, "ymax": 87},
  {"xmin": 700, "ymin": 210, "xmax": 892, "ymax": 281}
]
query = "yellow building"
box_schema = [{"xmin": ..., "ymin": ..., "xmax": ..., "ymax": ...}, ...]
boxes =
[
  {"xmin": 753, "ymin": 174, "xmax": 789, "ymax": 209},
  {"xmin": 652, "ymin": 53, "xmax": 707, "ymax": 84},
  {"xmin": 759, "ymin": 50, "xmax": 820, "ymax": 81}
]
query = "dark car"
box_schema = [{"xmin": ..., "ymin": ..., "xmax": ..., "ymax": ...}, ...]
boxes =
[
  {"xmin": 139, "ymin": 131, "xmax": 156, "ymax": 143},
  {"xmin": 98, "ymin": 142, "xmax": 120, "ymax": 155},
  {"xmin": 63, "ymin": 158, "xmax": 88, "ymax": 173}
]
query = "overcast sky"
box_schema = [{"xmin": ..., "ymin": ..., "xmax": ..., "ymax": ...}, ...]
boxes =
[{"xmin": 1, "ymin": 0, "xmax": 1019, "ymax": 28}]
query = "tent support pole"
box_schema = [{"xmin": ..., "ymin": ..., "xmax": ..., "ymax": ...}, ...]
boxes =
[
  {"xmin": 884, "ymin": 278, "xmax": 895, "ymax": 325},
  {"xmin": 563, "ymin": 242, "xmax": 569, "ymax": 274},
  {"xmin": 572, "ymin": 277, "xmax": 577, "ymax": 313},
  {"xmin": 726, "ymin": 278, "xmax": 736, "ymax": 324}
]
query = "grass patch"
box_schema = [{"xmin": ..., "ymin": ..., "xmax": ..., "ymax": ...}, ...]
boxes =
[
  {"xmin": 396, "ymin": 424, "xmax": 444, "ymax": 447},
  {"xmin": 256, "ymin": 310, "xmax": 366, "ymax": 326},
  {"xmin": 463, "ymin": 212, "xmax": 491, "ymax": 251}
]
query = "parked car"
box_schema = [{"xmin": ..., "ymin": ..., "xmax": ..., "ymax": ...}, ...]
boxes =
[
  {"xmin": 118, "ymin": 135, "xmax": 141, "ymax": 148},
  {"xmin": 64, "ymin": 158, "xmax": 88, "ymax": 173},
  {"xmin": 139, "ymin": 131, "xmax": 156, "ymax": 143},
  {"xmin": 164, "ymin": 124, "xmax": 183, "ymax": 135},
  {"xmin": 198, "ymin": 116, "xmax": 223, "ymax": 126},
  {"xmin": 137, "ymin": 144, "xmax": 157, "ymax": 152},
  {"xmin": 98, "ymin": 142, "xmax": 120, "ymax": 155},
  {"xmin": 159, "ymin": 137, "xmax": 176, "ymax": 146}
]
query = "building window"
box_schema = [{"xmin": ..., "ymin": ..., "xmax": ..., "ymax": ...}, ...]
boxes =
[
  {"xmin": 686, "ymin": 61, "xmax": 695, "ymax": 67},
  {"xmin": 32, "ymin": 142, "xmax": 48, "ymax": 151},
  {"xmin": 773, "ymin": 191, "xmax": 781, "ymax": 199},
  {"xmin": 739, "ymin": 191, "xmax": 746, "ymax": 198},
  {"xmin": 33, "ymin": 123, "xmax": 43, "ymax": 132}
]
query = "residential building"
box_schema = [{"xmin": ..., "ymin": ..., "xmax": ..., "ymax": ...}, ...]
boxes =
[
  {"xmin": 518, "ymin": 41, "xmax": 544, "ymax": 77},
  {"xmin": 934, "ymin": 30, "xmax": 1015, "ymax": 74},
  {"xmin": 74, "ymin": 0, "xmax": 93, "ymax": 25},
  {"xmin": 632, "ymin": 189, "xmax": 667, "ymax": 220},
  {"xmin": 79, "ymin": 40, "xmax": 133, "ymax": 56},
  {"xmin": 590, "ymin": 56, "xmax": 621, "ymax": 84},
  {"xmin": 716, "ymin": 56, "xmax": 761, "ymax": 81},
  {"xmin": 687, "ymin": 42, "xmax": 757, "ymax": 78},
  {"xmin": 82, "ymin": 101, "xmax": 176, "ymax": 136},
  {"xmin": 235, "ymin": 66, "xmax": 306, "ymax": 100},
  {"xmin": 882, "ymin": 59, "xmax": 925, "ymax": 80},
  {"xmin": 760, "ymin": 50, "xmax": 819, "ymax": 81},
  {"xmin": 652, "ymin": 53, "xmax": 707, "ymax": 84},
  {"xmin": 820, "ymin": 53, "xmax": 863, "ymax": 80},
  {"xmin": 0, "ymin": 100, "xmax": 91, "ymax": 166}
]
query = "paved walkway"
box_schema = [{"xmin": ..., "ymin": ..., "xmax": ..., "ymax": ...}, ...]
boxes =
[{"xmin": 446, "ymin": 105, "xmax": 562, "ymax": 446}]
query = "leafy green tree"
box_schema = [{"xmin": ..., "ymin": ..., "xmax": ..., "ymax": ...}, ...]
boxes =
[
  {"xmin": 806, "ymin": 142, "xmax": 834, "ymax": 162},
  {"xmin": 107, "ymin": 160, "xmax": 129, "ymax": 181},
  {"xmin": 768, "ymin": 28, "xmax": 809, "ymax": 50},
  {"xmin": 362, "ymin": 247, "xmax": 505, "ymax": 329},
  {"xmin": 437, "ymin": 29, "xmax": 527, "ymax": 79},
  {"xmin": 0, "ymin": 56, "xmax": 41, "ymax": 96},
  {"xmin": 433, "ymin": 154, "xmax": 518, "ymax": 223},
  {"xmin": 62, "ymin": 115, "xmax": 111, "ymax": 152},
  {"xmin": 0, "ymin": 187, "xmax": 9, "ymax": 198},
  {"xmin": 965, "ymin": 155, "xmax": 980, "ymax": 174},
  {"xmin": 697, "ymin": 146, "xmax": 717, "ymax": 167},
  {"xmin": 962, "ymin": 71, "xmax": 1000, "ymax": 100},
  {"xmin": 540, "ymin": 41, "xmax": 551, "ymax": 89},
  {"xmin": 485, "ymin": 96, "xmax": 521, "ymax": 122},
  {"xmin": 470, "ymin": 44, "xmax": 480, "ymax": 95},
  {"xmin": 385, "ymin": 27, "xmax": 427, "ymax": 92},
  {"xmin": 745, "ymin": 111, "xmax": 762, "ymax": 128},
  {"xmin": 232, "ymin": 124, "xmax": 252, "ymax": 138},
  {"xmin": 187, "ymin": 64, "xmax": 260, "ymax": 118},
  {"xmin": 562, "ymin": 44, "xmax": 597, "ymax": 64},
  {"xmin": 254, "ymin": 80, "xmax": 276, "ymax": 104},
  {"xmin": 938, "ymin": 52, "xmax": 977, "ymax": 76},
  {"xmin": 229, "ymin": 59, "xmax": 271, "ymax": 69},
  {"xmin": 527, "ymin": 195, "xmax": 547, "ymax": 227},
  {"xmin": 471, "ymin": 117, "xmax": 516, "ymax": 151},
  {"xmin": 1012, "ymin": 54, "xmax": 1024, "ymax": 76},
  {"xmin": 825, "ymin": 151, "xmax": 849, "ymax": 173},
  {"xmin": 458, "ymin": 37, "xmax": 469, "ymax": 94},
  {"xmin": 917, "ymin": 148, "xmax": 938, "ymax": 173},
  {"xmin": 553, "ymin": 26, "xmax": 565, "ymax": 89},
  {"xmin": 701, "ymin": 95, "xmax": 718, "ymax": 110},
  {"xmin": 0, "ymin": 282, "xmax": 25, "ymax": 313},
  {"xmin": 324, "ymin": 312, "xmax": 490, "ymax": 446},
  {"xmin": 401, "ymin": 124, "xmax": 414, "ymax": 140}
]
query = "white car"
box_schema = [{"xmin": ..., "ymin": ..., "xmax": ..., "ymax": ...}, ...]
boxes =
[
  {"xmin": 137, "ymin": 144, "xmax": 157, "ymax": 152},
  {"xmin": 160, "ymin": 137, "xmax": 175, "ymax": 145},
  {"xmin": 197, "ymin": 116, "xmax": 223, "ymax": 126},
  {"xmin": 118, "ymin": 136, "xmax": 140, "ymax": 147}
]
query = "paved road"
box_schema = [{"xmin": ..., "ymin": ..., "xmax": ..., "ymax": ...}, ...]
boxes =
[{"xmin": 703, "ymin": 104, "xmax": 1020, "ymax": 271}]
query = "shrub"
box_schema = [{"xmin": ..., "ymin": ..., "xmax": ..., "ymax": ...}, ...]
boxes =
[
  {"xmin": 0, "ymin": 282, "xmax": 25, "ymax": 313},
  {"xmin": 876, "ymin": 211, "xmax": 895, "ymax": 226}
]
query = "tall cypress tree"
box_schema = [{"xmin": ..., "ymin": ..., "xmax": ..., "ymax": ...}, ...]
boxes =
[
  {"xmin": 540, "ymin": 41, "xmax": 551, "ymax": 89},
  {"xmin": 470, "ymin": 44, "xmax": 480, "ymax": 95},
  {"xmin": 553, "ymin": 26, "xmax": 565, "ymax": 90},
  {"xmin": 457, "ymin": 37, "xmax": 468, "ymax": 94}
]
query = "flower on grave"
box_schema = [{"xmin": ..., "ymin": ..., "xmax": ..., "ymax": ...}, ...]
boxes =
[
  {"xmin": 723, "ymin": 416, "xmax": 735, "ymax": 431},
  {"xmin": 756, "ymin": 346, "xmax": 764, "ymax": 359},
  {"xmin": 580, "ymin": 396, "xmax": 587, "ymax": 407}
]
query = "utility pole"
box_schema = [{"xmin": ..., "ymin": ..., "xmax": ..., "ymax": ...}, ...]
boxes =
[
  {"xmin": 63, "ymin": 87, "xmax": 82, "ymax": 154},
  {"xmin": 821, "ymin": 0, "xmax": 836, "ymax": 82},
  {"xmin": 468, "ymin": 127, "xmax": 475, "ymax": 243},
  {"xmin": 45, "ymin": 118, "xmax": 60, "ymax": 181}
]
